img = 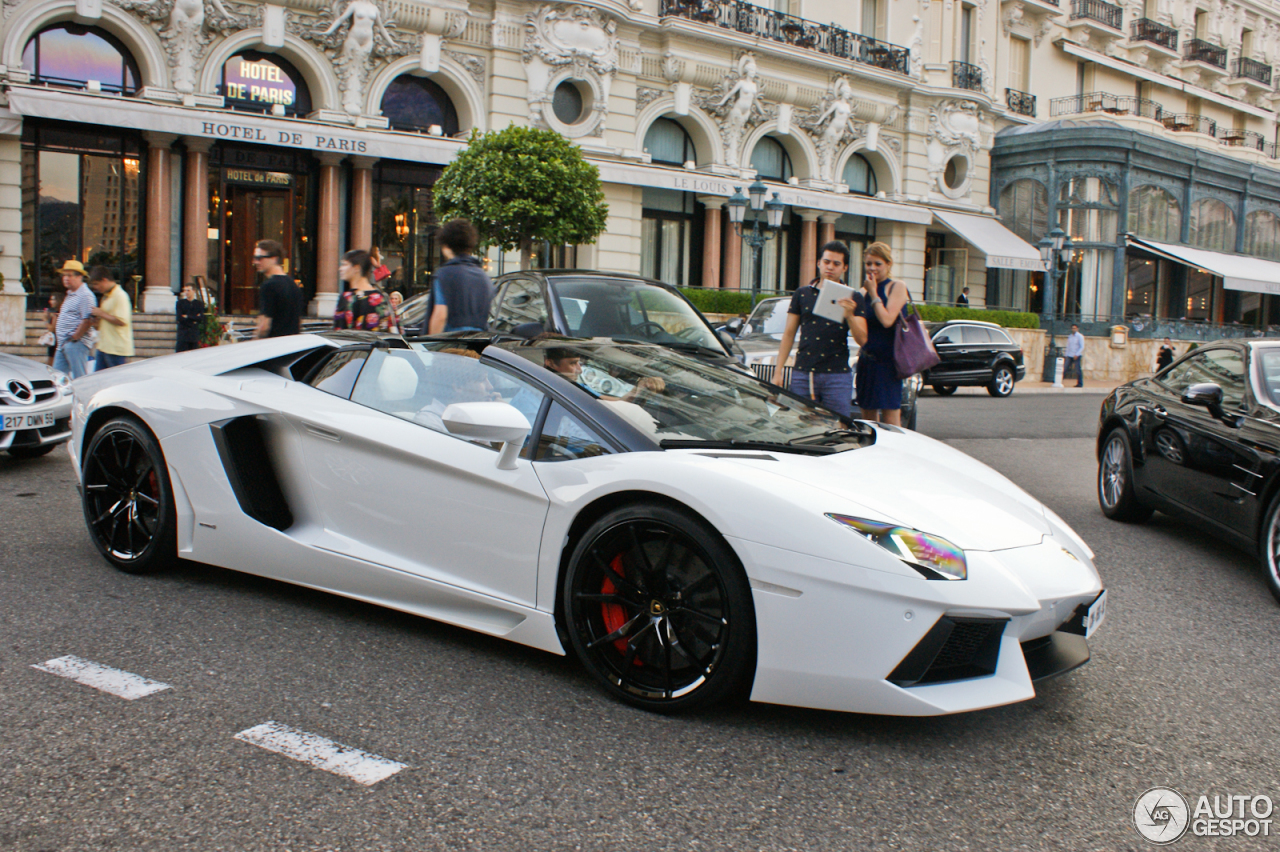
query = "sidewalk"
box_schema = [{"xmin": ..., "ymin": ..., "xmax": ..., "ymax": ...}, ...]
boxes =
[{"xmin": 925, "ymin": 377, "xmax": 1127, "ymax": 396}]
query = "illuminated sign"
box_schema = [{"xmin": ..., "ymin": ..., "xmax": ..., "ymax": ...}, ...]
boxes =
[
  {"xmin": 224, "ymin": 170, "xmax": 293, "ymax": 187},
  {"xmin": 223, "ymin": 56, "xmax": 296, "ymax": 107}
]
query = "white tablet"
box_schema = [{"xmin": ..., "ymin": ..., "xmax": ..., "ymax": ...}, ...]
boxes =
[{"xmin": 813, "ymin": 280, "xmax": 855, "ymax": 324}]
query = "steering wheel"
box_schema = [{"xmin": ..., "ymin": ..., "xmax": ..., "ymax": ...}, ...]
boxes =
[{"xmin": 630, "ymin": 321, "xmax": 668, "ymax": 338}]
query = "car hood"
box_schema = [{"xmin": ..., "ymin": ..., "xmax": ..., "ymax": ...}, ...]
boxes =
[
  {"xmin": 718, "ymin": 428, "xmax": 1050, "ymax": 552},
  {"xmin": 0, "ymin": 352, "xmax": 61, "ymax": 382}
]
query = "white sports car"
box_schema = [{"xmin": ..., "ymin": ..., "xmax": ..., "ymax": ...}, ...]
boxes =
[
  {"xmin": 1, "ymin": 352, "xmax": 73, "ymax": 458},
  {"xmin": 70, "ymin": 331, "xmax": 1105, "ymax": 715}
]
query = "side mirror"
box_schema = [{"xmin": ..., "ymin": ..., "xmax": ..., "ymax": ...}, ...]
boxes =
[
  {"xmin": 1182, "ymin": 382, "xmax": 1223, "ymax": 410},
  {"xmin": 441, "ymin": 402, "xmax": 531, "ymax": 469},
  {"xmin": 724, "ymin": 318, "xmax": 745, "ymax": 335},
  {"xmin": 935, "ymin": 335, "xmax": 952, "ymax": 345}
]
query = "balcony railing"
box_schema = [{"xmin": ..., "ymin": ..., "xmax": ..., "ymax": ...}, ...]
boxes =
[
  {"xmin": 1130, "ymin": 17, "xmax": 1177, "ymax": 51},
  {"xmin": 1184, "ymin": 38, "xmax": 1227, "ymax": 68},
  {"xmin": 1070, "ymin": 0, "xmax": 1123, "ymax": 30},
  {"xmin": 30, "ymin": 74, "xmax": 137, "ymax": 96},
  {"xmin": 1049, "ymin": 92, "xmax": 1163, "ymax": 120},
  {"xmin": 1162, "ymin": 113, "xmax": 1216, "ymax": 135},
  {"xmin": 1005, "ymin": 88, "xmax": 1036, "ymax": 117},
  {"xmin": 952, "ymin": 60, "xmax": 983, "ymax": 91},
  {"xmin": 1219, "ymin": 127, "xmax": 1266, "ymax": 151},
  {"xmin": 660, "ymin": 0, "xmax": 910, "ymax": 74},
  {"xmin": 1233, "ymin": 56, "xmax": 1273, "ymax": 86}
]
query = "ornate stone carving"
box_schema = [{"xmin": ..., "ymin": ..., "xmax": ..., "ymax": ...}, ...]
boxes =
[
  {"xmin": 444, "ymin": 49, "xmax": 486, "ymax": 84},
  {"xmin": 1002, "ymin": 3, "xmax": 1023, "ymax": 37},
  {"xmin": 800, "ymin": 76, "xmax": 861, "ymax": 182},
  {"xmin": 908, "ymin": 15, "xmax": 925, "ymax": 78},
  {"xmin": 696, "ymin": 52, "xmax": 766, "ymax": 166},
  {"xmin": 636, "ymin": 86, "xmax": 665, "ymax": 110},
  {"xmin": 926, "ymin": 100, "xmax": 983, "ymax": 198},
  {"xmin": 111, "ymin": 0, "xmax": 245, "ymax": 93},
  {"xmin": 317, "ymin": 0, "xmax": 410, "ymax": 115},
  {"xmin": 1033, "ymin": 16, "xmax": 1055, "ymax": 46},
  {"xmin": 523, "ymin": 4, "xmax": 618, "ymax": 133},
  {"xmin": 883, "ymin": 136, "xmax": 902, "ymax": 155}
]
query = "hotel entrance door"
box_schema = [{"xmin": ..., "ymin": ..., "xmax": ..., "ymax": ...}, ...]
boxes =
[{"xmin": 226, "ymin": 186, "xmax": 292, "ymax": 314}]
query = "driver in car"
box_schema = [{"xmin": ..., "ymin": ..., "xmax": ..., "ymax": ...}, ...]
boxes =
[{"xmin": 543, "ymin": 346, "xmax": 665, "ymax": 403}]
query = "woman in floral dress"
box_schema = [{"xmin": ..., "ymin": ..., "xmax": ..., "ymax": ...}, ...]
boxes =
[{"xmin": 332, "ymin": 249, "xmax": 398, "ymax": 333}]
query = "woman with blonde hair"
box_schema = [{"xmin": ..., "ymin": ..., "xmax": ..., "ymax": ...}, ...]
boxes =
[{"xmin": 848, "ymin": 241, "xmax": 908, "ymax": 425}]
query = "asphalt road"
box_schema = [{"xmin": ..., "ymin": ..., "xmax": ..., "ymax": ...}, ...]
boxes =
[{"xmin": 2, "ymin": 394, "xmax": 1278, "ymax": 851}]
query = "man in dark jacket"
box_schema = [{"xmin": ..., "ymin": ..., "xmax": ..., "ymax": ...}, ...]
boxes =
[
  {"xmin": 175, "ymin": 283, "xmax": 205, "ymax": 351},
  {"xmin": 426, "ymin": 219, "xmax": 494, "ymax": 334}
]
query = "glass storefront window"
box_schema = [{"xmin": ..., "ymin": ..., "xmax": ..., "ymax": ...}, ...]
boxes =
[
  {"xmin": 1060, "ymin": 248, "xmax": 1113, "ymax": 319},
  {"xmin": 374, "ymin": 162, "xmax": 444, "ymax": 298},
  {"xmin": 1127, "ymin": 185, "xmax": 1181, "ymax": 243},
  {"xmin": 1223, "ymin": 289, "xmax": 1262, "ymax": 326},
  {"xmin": 22, "ymin": 24, "xmax": 139, "ymax": 94},
  {"xmin": 641, "ymin": 188, "xmax": 694, "ymax": 287},
  {"xmin": 749, "ymin": 137, "xmax": 792, "ymax": 182},
  {"xmin": 997, "ymin": 179, "xmax": 1048, "ymax": 243},
  {"xmin": 1245, "ymin": 210, "xmax": 1280, "ymax": 261},
  {"xmin": 1126, "ymin": 256, "xmax": 1158, "ymax": 317},
  {"xmin": 644, "ymin": 118, "xmax": 695, "ymax": 166},
  {"xmin": 1184, "ymin": 268, "xmax": 1214, "ymax": 320},
  {"xmin": 842, "ymin": 155, "xmax": 877, "ymax": 197},
  {"xmin": 1189, "ymin": 198, "xmax": 1236, "ymax": 251},
  {"xmin": 220, "ymin": 52, "xmax": 312, "ymax": 117},
  {"xmin": 380, "ymin": 75, "xmax": 459, "ymax": 135}
]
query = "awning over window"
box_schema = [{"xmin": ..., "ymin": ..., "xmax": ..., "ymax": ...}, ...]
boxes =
[
  {"xmin": 1127, "ymin": 235, "xmax": 1280, "ymax": 295},
  {"xmin": 931, "ymin": 210, "xmax": 1043, "ymax": 271}
]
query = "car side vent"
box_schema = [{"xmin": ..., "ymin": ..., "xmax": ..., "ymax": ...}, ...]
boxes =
[
  {"xmin": 210, "ymin": 416, "xmax": 294, "ymax": 531},
  {"xmin": 887, "ymin": 616, "xmax": 1008, "ymax": 687}
]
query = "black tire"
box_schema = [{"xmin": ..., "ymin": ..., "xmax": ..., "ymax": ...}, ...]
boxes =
[
  {"xmin": 562, "ymin": 503, "xmax": 756, "ymax": 713},
  {"xmin": 932, "ymin": 385, "xmax": 957, "ymax": 396},
  {"xmin": 1259, "ymin": 497, "xmax": 1280, "ymax": 606},
  {"xmin": 1097, "ymin": 428, "xmax": 1154, "ymax": 523},
  {"xmin": 81, "ymin": 416, "xmax": 178, "ymax": 574},
  {"xmin": 987, "ymin": 364, "xmax": 1016, "ymax": 397},
  {"xmin": 7, "ymin": 444, "xmax": 56, "ymax": 459}
]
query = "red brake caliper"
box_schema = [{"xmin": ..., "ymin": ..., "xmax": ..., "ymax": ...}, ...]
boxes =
[{"xmin": 601, "ymin": 554, "xmax": 636, "ymax": 658}]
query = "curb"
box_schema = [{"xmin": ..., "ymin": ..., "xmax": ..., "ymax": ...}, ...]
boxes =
[{"xmin": 923, "ymin": 385, "xmax": 1117, "ymax": 397}]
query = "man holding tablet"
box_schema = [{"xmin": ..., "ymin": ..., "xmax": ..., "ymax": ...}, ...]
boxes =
[{"xmin": 769, "ymin": 241, "xmax": 856, "ymax": 417}]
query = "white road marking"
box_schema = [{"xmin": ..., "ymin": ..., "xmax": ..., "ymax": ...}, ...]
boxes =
[
  {"xmin": 234, "ymin": 722, "xmax": 407, "ymax": 786},
  {"xmin": 32, "ymin": 655, "xmax": 172, "ymax": 700}
]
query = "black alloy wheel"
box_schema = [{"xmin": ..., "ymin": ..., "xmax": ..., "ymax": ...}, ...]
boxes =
[
  {"xmin": 81, "ymin": 417, "xmax": 178, "ymax": 574},
  {"xmin": 1259, "ymin": 498, "xmax": 1280, "ymax": 605},
  {"xmin": 563, "ymin": 503, "xmax": 756, "ymax": 713},
  {"xmin": 932, "ymin": 384, "xmax": 958, "ymax": 396},
  {"xmin": 987, "ymin": 364, "xmax": 1016, "ymax": 397},
  {"xmin": 1097, "ymin": 428, "xmax": 1153, "ymax": 523},
  {"xmin": 6, "ymin": 444, "xmax": 56, "ymax": 459}
]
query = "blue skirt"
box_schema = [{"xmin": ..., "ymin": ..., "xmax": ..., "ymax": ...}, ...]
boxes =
[{"xmin": 855, "ymin": 350, "xmax": 902, "ymax": 411}]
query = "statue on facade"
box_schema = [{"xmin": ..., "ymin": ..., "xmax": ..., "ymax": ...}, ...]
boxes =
[
  {"xmin": 907, "ymin": 14, "xmax": 925, "ymax": 78},
  {"xmin": 804, "ymin": 76, "xmax": 860, "ymax": 182},
  {"xmin": 113, "ymin": 0, "xmax": 243, "ymax": 93},
  {"xmin": 323, "ymin": 0, "xmax": 399, "ymax": 114},
  {"xmin": 712, "ymin": 53, "xmax": 763, "ymax": 166}
]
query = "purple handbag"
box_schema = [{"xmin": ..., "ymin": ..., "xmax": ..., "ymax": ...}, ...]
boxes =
[{"xmin": 892, "ymin": 288, "xmax": 941, "ymax": 379}]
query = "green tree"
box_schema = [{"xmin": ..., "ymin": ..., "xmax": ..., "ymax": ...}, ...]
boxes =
[{"xmin": 433, "ymin": 125, "xmax": 609, "ymax": 269}]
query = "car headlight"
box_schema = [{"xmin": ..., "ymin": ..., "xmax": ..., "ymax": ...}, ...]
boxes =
[
  {"xmin": 50, "ymin": 370, "xmax": 71, "ymax": 391},
  {"xmin": 826, "ymin": 513, "xmax": 967, "ymax": 580}
]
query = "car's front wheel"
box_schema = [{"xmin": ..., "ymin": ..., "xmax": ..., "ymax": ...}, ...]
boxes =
[
  {"xmin": 1259, "ymin": 498, "xmax": 1280, "ymax": 606},
  {"xmin": 987, "ymin": 364, "xmax": 1016, "ymax": 397},
  {"xmin": 562, "ymin": 503, "xmax": 756, "ymax": 713},
  {"xmin": 81, "ymin": 416, "xmax": 178, "ymax": 574},
  {"xmin": 1098, "ymin": 428, "xmax": 1153, "ymax": 523}
]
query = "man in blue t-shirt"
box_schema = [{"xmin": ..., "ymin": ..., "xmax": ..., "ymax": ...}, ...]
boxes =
[{"xmin": 425, "ymin": 219, "xmax": 494, "ymax": 334}]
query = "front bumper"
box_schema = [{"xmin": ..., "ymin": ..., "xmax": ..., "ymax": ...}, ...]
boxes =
[{"xmin": 1, "ymin": 399, "xmax": 73, "ymax": 451}]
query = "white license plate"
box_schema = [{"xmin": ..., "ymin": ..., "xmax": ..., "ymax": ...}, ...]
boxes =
[
  {"xmin": 1083, "ymin": 590, "xmax": 1107, "ymax": 639},
  {"xmin": 2, "ymin": 411, "xmax": 54, "ymax": 430}
]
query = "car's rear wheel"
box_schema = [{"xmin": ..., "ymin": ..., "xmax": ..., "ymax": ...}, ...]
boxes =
[
  {"xmin": 7, "ymin": 444, "xmax": 56, "ymax": 459},
  {"xmin": 987, "ymin": 365, "xmax": 1016, "ymax": 397},
  {"xmin": 932, "ymin": 384, "xmax": 957, "ymax": 396},
  {"xmin": 563, "ymin": 503, "xmax": 756, "ymax": 713},
  {"xmin": 1259, "ymin": 498, "xmax": 1280, "ymax": 606},
  {"xmin": 1098, "ymin": 428, "xmax": 1153, "ymax": 523},
  {"xmin": 81, "ymin": 416, "xmax": 178, "ymax": 574}
]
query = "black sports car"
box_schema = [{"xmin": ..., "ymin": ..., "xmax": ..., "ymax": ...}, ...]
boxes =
[
  {"xmin": 923, "ymin": 320, "xmax": 1026, "ymax": 398},
  {"xmin": 1097, "ymin": 339, "xmax": 1280, "ymax": 603}
]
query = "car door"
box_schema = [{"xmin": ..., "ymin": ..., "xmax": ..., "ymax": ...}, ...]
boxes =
[
  {"xmin": 947, "ymin": 325, "xmax": 986, "ymax": 380},
  {"xmin": 964, "ymin": 327, "xmax": 1000, "ymax": 379},
  {"xmin": 929, "ymin": 326, "xmax": 963, "ymax": 383},
  {"xmin": 285, "ymin": 346, "xmax": 551, "ymax": 607}
]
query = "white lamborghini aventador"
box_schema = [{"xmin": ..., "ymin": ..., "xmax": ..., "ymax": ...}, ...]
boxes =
[{"xmin": 70, "ymin": 331, "xmax": 1105, "ymax": 716}]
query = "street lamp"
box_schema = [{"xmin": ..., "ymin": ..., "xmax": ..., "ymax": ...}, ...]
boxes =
[
  {"xmin": 727, "ymin": 179, "xmax": 787, "ymax": 307},
  {"xmin": 1037, "ymin": 226, "xmax": 1074, "ymax": 377}
]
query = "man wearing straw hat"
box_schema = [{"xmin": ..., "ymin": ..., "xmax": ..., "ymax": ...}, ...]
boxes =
[{"xmin": 53, "ymin": 260, "xmax": 96, "ymax": 379}]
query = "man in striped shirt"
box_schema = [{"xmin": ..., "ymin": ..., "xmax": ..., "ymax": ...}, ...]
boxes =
[{"xmin": 53, "ymin": 260, "xmax": 95, "ymax": 379}]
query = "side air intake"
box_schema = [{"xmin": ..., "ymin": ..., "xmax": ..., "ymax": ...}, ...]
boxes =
[
  {"xmin": 210, "ymin": 416, "xmax": 294, "ymax": 531},
  {"xmin": 887, "ymin": 616, "xmax": 1008, "ymax": 687}
]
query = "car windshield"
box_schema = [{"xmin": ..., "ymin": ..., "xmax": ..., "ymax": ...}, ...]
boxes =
[
  {"xmin": 551, "ymin": 278, "xmax": 724, "ymax": 354},
  {"xmin": 745, "ymin": 299, "xmax": 790, "ymax": 335},
  {"xmin": 504, "ymin": 341, "xmax": 873, "ymax": 453}
]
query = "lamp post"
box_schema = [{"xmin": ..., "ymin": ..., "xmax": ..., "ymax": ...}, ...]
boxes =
[
  {"xmin": 1037, "ymin": 226, "xmax": 1073, "ymax": 378},
  {"xmin": 726, "ymin": 178, "xmax": 787, "ymax": 307}
]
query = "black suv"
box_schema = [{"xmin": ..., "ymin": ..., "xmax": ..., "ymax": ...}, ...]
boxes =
[{"xmin": 923, "ymin": 320, "xmax": 1026, "ymax": 397}]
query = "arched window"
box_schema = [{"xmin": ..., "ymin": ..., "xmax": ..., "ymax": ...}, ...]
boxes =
[
  {"xmin": 842, "ymin": 154, "xmax": 878, "ymax": 196},
  {"xmin": 749, "ymin": 137, "xmax": 793, "ymax": 182},
  {"xmin": 22, "ymin": 24, "xmax": 139, "ymax": 94},
  {"xmin": 1245, "ymin": 210, "xmax": 1280, "ymax": 261},
  {"xmin": 644, "ymin": 118, "xmax": 695, "ymax": 166},
  {"xmin": 220, "ymin": 52, "xmax": 312, "ymax": 117},
  {"xmin": 1188, "ymin": 197, "xmax": 1236, "ymax": 252},
  {"xmin": 1057, "ymin": 176, "xmax": 1118, "ymax": 319},
  {"xmin": 1127, "ymin": 185, "xmax": 1181, "ymax": 243},
  {"xmin": 380, "ymin": 74, "xmax": 459, "ymax": 135},
  {"xmin": 997, "ymin": 179, "xmax": 1048, "ymax": 243}
]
